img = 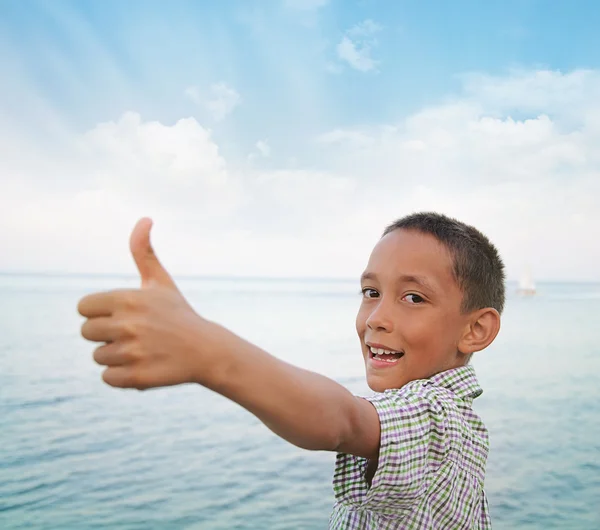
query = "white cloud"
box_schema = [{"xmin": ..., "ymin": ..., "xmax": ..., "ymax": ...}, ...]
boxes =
[
  {"xmin": 336, "ymin": 19, "xmax": 382, "ymax": 73},
  {"xmin": 461, "ymin": 69, "xmax": 600, "ymax": 116},
  {"xmin": 256, "ymin": 140, "xmax": 271, "ymax": 157},
  {"xmin": 185, "ymin": 82, "xmax": 241, "ymax": 121},
  {"xmin": 243, "ymin": 169, "xmax": 356, "ymax": 234},
  {"xmin": 77, "ymin": 111, "xmax": 237, "ymax": 213},
  {"xmin": 0, "ymin": 111, "xmax": 244, "ymax": 275},
  {"xmin": 317, "ymin": 70, "xmax": 600, "ymax": 189},
  {"xmin": 2, "ymin": 69, "xmax": 600, "ymax": 281},
  {"xmin": 313, "ymin": 69, "xmax": 600, "ymax": 280},
  {"xmin": 247, "ymin": 140, "xmax": 272, "ymax": 162}
]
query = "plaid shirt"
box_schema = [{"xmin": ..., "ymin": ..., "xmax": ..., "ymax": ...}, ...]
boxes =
[{"xmin": 330, "ymin": 365, "xmax": 492, "ymax": 529}]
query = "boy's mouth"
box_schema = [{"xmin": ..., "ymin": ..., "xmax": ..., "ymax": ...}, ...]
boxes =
[{"xmin": 367, "ymin": 345, "xmax": 405, "ymax": 363}]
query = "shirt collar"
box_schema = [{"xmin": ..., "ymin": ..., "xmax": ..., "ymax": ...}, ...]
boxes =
[{"xmin": 427, "ymin": 364, "xmax": 483, "ymax": 402}]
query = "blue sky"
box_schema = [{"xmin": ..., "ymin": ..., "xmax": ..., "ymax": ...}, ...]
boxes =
[{"xmin": 1, "ymin": 0, "xmax": 600, "ymax": 280}]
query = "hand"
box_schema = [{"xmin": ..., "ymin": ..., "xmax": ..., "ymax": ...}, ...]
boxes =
[
  {"xmin": 77, "ymin": 222, "xmax": 374, "ymax": 456},
  {"xmin": 77, "ymin": 218, "xmax": 208, "ymax": 390}
]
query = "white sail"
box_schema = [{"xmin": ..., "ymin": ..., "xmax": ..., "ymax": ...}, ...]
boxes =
[{"xmin": 517, "ymin": 267, "xmax": 536, "ymax": 295}]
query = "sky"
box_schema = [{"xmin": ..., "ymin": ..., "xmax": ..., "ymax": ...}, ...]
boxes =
[{"xmin": 1, "ymin": 0, "xmax": 600, "ymax": 281}]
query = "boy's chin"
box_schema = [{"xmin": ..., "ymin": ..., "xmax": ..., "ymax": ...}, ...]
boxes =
[{"xmin": 366, "ymin": 375, "xmax": 399, "ymax": 393}]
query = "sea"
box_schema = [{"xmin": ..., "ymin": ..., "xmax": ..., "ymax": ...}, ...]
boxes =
[{"xmin": 1, "ymin": 273, "xmax": 599, "ymax": 529}]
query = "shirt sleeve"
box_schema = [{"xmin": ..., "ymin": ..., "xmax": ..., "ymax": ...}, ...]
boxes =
[{"xmin": 332, "ymin": 387, "xmax": 447, "ymax": 517}]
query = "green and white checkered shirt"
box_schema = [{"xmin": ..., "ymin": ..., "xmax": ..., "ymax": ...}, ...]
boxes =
[{"xmin": 329, "ymin": 365, "xmax": 492, "ymax": 529}]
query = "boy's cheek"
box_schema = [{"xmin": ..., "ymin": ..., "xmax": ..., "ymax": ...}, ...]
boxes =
[{"xmin": 355, "ymin": 310, "xmax": 366, "ymax": 335}]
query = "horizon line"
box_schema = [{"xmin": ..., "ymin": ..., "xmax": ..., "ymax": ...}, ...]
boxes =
[{"xmin": 0, "ymin": 270, "xmax": 598, "ymax": 284}]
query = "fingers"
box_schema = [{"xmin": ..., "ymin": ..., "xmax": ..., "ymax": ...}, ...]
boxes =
[
  {"xmin": 94, "ymin": 342, "xmax": 148, "ymax": 390},
  {"xmin": 101, "ymin": 366, "xmax": 142, "ymax": 389},
  {"xmin": 93, "ymin": 342, "xmax": 131, "ymax": 366},
  {"xmin": 81, "ymin": 313, "xmax": 143, "ymax": 343},
  {"xmin": 129, "ymin": 217, "xmax": 178, "ymax": 291},
  {"xmin": 77, "ymin": 290, "xmax": 130, "ymax": 318},
  {"xmin": 101, "ymin": 365, "xmax": 153, "ymax": 390},
  {"xmin": 81, "ymin": 317, "xmax": 122, "ymax": 343}
]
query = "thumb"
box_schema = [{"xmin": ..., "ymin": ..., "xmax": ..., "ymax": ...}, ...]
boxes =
[{"xmin": 130, "ymin": 217, "xmax": 179, "ymax": 290}]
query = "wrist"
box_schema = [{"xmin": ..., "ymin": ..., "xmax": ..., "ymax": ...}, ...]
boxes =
[{"xmin": 187, "ymin": 319, "xmax": 236, "ymax": 389}]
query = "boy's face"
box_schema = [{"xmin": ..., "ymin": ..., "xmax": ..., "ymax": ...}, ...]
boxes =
[{"xmin": 356, "ymin": 228, "xmax": 471, "ymax": 392}]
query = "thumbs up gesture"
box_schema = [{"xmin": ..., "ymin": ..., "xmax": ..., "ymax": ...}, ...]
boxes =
[{"xmin": 77, "ymin": 218, "xmax": 211, "ymax": 390}]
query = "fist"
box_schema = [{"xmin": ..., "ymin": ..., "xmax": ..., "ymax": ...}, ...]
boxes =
[{"xmin": 77, "ymin": 218, "xmax": 207, "ymax": 390}]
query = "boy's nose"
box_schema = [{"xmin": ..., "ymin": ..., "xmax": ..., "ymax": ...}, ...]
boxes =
[{"xmin": 365, "ymin": 301, "xmax": 394, "ymax": 332}]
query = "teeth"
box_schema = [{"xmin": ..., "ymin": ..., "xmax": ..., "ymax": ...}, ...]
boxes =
[
  {"xmin": 369, "ymin": 346, "xmax": 400, "ymax": 355},
  {"xmin": 377, "ymin": 357, "xmax": 397, "ymax": 363}
]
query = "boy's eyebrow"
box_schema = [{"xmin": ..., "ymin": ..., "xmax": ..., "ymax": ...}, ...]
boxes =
[
  {"xmin": 399, "ymin": 274, "xmax": 437, "ymax": 292},
  {"xmin": 360, "ymin": 272, "xmax": 437, "ymax": 292},
  {"xmin": 360, "ymin": 272, "xmax": 377, "ymax": 283}
]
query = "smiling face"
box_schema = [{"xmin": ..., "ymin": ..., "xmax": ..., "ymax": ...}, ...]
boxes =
[{"xmin": 357, "ymin": 228, "xmax": 473, "ymax": 392}]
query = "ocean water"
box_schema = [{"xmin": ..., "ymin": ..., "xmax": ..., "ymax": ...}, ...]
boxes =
[{"xmin": 1, "ymin": 273, "xmax": 599, "ymax": 529}]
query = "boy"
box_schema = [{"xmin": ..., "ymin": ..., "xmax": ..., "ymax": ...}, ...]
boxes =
[{"xmin": 78, "ymin": 212, "xmax": 504, "ymax": 529}]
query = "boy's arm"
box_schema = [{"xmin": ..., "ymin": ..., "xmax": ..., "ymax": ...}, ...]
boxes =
[
  {"xmin": 77, "ymin": 217, "xmax": 381, "ymax": 461},
  {"xmin": 204, "ymin": 322, "xmax": 381, "ymax": 459}
]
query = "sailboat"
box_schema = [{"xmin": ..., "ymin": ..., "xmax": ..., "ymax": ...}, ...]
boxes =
[{"xmin": 517, "ymin": 267, "xmax": 536, "ymax": 296}]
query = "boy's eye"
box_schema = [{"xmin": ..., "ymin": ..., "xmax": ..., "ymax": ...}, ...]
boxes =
[
  {"xmin": 403, "ymin": 293, "xmax": 425, "ymax": 304},
  {"xmin": 361, "ymin": 288, "xmax": 379, "ymax": 299}
]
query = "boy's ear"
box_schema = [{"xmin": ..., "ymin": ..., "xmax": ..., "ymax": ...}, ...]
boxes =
[{"xmin": 458, "ymin": 308, "xmax": 501, "ymax": 355}]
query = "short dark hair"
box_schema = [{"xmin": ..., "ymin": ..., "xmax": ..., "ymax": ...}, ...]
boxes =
[{"xmin": 383, "ymin": 212, "xmax": 506, "ymax": 314}]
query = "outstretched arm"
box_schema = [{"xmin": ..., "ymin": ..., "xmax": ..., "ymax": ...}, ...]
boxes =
[
  {"xmin": 77, "ymin": 218, "xmax": 380, "ymax": 460},
  {"xmin": 202, "ymin": 322, "xmax": 380, "ymax": 457}
]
